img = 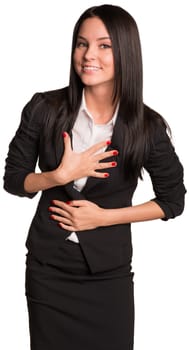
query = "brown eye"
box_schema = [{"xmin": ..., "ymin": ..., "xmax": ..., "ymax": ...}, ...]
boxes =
[
  {"xmin": 99, "ymin": 44, "xmax": 112, "ymax": 49},
  {"xmin": 76, "ymin": 41, "xmax": 88, "ymax": 48}
]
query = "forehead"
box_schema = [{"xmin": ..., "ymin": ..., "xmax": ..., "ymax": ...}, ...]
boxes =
[{"xmin": 78, "ymin": 17, "xmax": 110, "ymax": 39}]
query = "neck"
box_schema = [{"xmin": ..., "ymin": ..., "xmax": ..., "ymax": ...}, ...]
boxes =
[{"xmin": 84, "ymin": 86, "xmax": 118, "ymax": 124}]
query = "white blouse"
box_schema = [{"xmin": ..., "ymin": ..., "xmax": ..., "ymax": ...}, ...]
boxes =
[{"xmin": 66, "ymin": 91, "xmax": 119, "ymax": 243}]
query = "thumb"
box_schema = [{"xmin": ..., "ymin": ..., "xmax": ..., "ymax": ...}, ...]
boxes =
[
  {"xmin": 67, "ymin": 200, "xmax": 92, "ymax": 208},
  {"xmin": 62, "ymin": 131, "xmax": 72, "ymax": 151}
]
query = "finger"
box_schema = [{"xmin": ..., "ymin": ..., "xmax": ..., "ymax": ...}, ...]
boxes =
[
  {"xmin": 66, "ymin": 200, "xmax": 89, "ymax": 207},
  {"xmin": 85, "ymin": 140, "xmax": 111, "ymax": 156},
  {"xmin": 50, "ymin": 215, "xmax": 77, "ymax": 232},
  {"xmin": 51, "ymin": 200, "xmax": 72, "ymax": 210},
  {"xmin": 50, "ymin": 213, "xmax": 64, "ymax": 222},
  {"xmin": 59, "ymin": 222, "xmax": 77, "ymax": 232},
  {"xmin": 95, "ymin": 161, "xmax": 117, "ymax": 170},
  {"xmin": 95, "ymin": 149, "xmax": 119, "ymax": 161},
  {"xmin": 90, "ymin": 171, "xmax": 110, "ymax": 179},
  {"xmin": 51, "ymin": 215, "xmax": 72, "ymax": 225},
  {"xmin": 49, "ymin": 207, "xmax": 71, "ymax": 218}
]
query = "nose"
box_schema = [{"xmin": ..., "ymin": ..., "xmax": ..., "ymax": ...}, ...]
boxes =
[{"xmin": 84, "ymin": 44, "xmax": 96, "ymax": 60}]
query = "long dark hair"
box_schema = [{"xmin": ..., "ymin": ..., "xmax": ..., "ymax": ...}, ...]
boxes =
[
  {"xmin": 46, "ymin": 4, "xmax": 168, "ymax": 179},
  {"xmin": 69, "ymin": 5, "xmax": 143, "ymax": 109}
]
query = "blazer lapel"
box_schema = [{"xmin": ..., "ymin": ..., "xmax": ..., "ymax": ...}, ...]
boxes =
[{"xmin": 64, "ymin": 181, "xmax": 86, "ymax": 200}]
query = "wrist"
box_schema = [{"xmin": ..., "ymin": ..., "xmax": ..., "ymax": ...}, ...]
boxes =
[
  {"xmin": 51, "ymin": 167, "xmax": 71, "ymax": 186},
  {"xmin": 99, "ymin": 208, "xmax": 128, "ymax": 227},
  {"xmin": 99, "ymin": 208, "xmax": 116, "ymax": 227},
  {"xmin": 42, "ymin": 171, "xmax": 60, "ymax": 187}
]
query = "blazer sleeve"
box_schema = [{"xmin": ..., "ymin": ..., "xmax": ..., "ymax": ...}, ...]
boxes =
[
  {"xmin": 144, "ymin": 124, "xmax": 186, "ymax": 220},
  {"xmin": 3, "ymin": 93, "xmax": 44, "ymax": 198}
]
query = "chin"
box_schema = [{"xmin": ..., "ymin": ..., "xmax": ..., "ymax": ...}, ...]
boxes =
[{"xmin": 81, "ymin": 78, "xmax": 101, "ymax": 86}]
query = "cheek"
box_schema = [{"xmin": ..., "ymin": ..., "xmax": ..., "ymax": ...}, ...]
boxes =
[{"xmin": 103, "ymin": 53, "xmax": 114, "ymax": 69}]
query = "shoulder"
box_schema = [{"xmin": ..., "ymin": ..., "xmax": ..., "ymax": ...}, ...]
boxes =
[
  {"xmin": 144, "ymin": 104, "xmax": 168, "ymax": 129},
  {"xmin": 41, "ymin": 86, "xmax": 69, "ymax": 106},
  {"xmin": 143, "ymin": 104, "xmax": 171, "ymax": 145},
  {"xmin": 27, "ymin": 86, "xmax": 68, "ymax": 110},
  {"xmin": 22, "ymin": 86, "xmax": 69, "ymax": 125}
]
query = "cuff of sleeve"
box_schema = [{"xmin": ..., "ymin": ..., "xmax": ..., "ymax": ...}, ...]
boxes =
[
  {"xmin": 151, "ymin": 198, "xmax": 173, "ymax": 221},
  {"xmin": 4, "ymin": 171, "xmax": 38, "ymax": 199}
]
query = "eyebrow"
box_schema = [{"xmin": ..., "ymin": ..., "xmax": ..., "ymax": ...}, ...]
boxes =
[{"xmin": 77, "ymin": 35, "xmax": 111, "ymax": 41}]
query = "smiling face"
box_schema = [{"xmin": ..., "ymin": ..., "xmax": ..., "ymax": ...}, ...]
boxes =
[{"xmin": 73, "ymin": 17, "xmax": 115, "ymax": 92}]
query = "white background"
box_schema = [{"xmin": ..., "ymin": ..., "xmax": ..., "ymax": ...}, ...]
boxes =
[{"xmin": 0, "ymin": 1, "xmax": 188, "ymax": 349}]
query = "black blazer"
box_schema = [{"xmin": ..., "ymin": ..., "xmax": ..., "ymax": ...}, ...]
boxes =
[{"xmin": 3, "ymin": 88, "xmax": 186, "ymax": 273}]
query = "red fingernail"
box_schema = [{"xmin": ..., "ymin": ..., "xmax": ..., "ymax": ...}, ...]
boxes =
[
  {"xmin": 62, "ymin": 132, "xmax": 67, "ymax": 138},
  {"xmin": 106, "ymin": 140, "xmax": 111, "ymax": 145},
  {"xmin": 104, "ymin": 173, "xmax": 109, "ymax": 178},
  {"xmin": 50, "ymin": 214, "xmax": 54, "ymax": 219},
  {"xmin": 51, "ymin": 200, "xmax": 56, "ymax": 205},
  {"xmin": 113, "ymin": 150, "xmax": 119, "ymax": 155},
  {"xmin": 112, "ymin": 162, "xmax": 117, "ymax": 166},
  {"xmin": 48, "ymin": 207, "xmax": 53, "ymax": 212},
  {"xmin": 66, "ymin": 201, "xmax": 71, "ymax": 204}
]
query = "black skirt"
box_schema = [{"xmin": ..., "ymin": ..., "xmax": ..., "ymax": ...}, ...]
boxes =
[{"xmin": 25, "ymin": 239, "xmax": 134, "ymax": 350}]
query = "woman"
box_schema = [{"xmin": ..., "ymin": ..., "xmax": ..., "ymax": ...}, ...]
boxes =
[{"xmin": 3, "ymin": 4, "xmax": 186, "ymax": 350}]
